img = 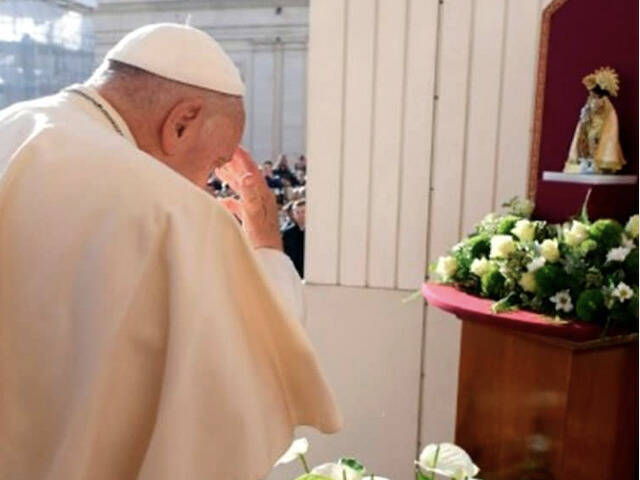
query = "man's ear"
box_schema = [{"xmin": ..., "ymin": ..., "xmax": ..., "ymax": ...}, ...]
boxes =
[{"xmin": 160, "ymin": 97, "xmax": 205, "ymax": 155}]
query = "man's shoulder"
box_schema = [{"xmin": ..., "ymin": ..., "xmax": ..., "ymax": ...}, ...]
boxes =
[{"xmin": 3, "ymin": 105, "xmax": 229, "ymax": 228}]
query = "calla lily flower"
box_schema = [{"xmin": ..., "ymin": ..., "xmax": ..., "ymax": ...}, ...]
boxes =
[
  {"xmin": 417, "ymin": 443, "xmax": 480, "ymax": 480},
  {"xmin": 275, "ymin": 437, "xmax": 309, "ymax": 466}
]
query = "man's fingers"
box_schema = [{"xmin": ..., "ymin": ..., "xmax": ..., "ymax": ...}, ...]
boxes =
[
  {"xmin": 231, "ymin": 146, "xmax": 261, "ymax": 176},
  {"xmin": 218, "ymin": 197, "xmax": 243, "ymax": 219},
  {"xmin": 214, "ymin": 165, "xmax": 239, "ymax": 191}
]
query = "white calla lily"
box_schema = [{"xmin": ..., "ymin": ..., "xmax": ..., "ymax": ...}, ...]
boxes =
[
  {"xmin": 274, "ymin": 437, "xmax": 309, "ymax": 467},
  {"xmin": 310, "ymin": 462, "xmax": 390, "ymax": 480},
  {"xmin": 417, "ymin": 443, "xmax": 480, "ymax": 480},
  {"xmin": 311, "ymin": 463, "xmax": 362, "ymax": 480}
]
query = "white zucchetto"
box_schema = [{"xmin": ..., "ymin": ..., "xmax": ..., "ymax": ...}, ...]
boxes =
[{"xmin": 105, "ymin": 23, "xmax": 245, "ymax": 96}]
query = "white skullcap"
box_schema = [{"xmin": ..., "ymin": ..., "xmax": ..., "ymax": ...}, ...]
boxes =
[{"xmin": 105, "ymin": 23, "xmax": 245, "ymax": 96}]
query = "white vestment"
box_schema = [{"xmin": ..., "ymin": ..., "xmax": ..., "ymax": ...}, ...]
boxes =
[{"xmin": 0, "ymin": 86, "xmax": 341, "ymax": 479}]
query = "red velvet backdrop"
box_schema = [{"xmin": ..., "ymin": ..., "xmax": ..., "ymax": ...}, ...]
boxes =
[{"xmin": 534, "ymin": 0, "xmax": 639, "ymax": 223}]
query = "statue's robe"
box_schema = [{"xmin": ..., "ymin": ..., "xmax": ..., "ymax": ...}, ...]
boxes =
[
  {"xmin": 565, "ymin": 95, "xmax": 626, "ymax": 173},
  {"xmin": 0, "ymin": 85, "xmax": 341, "ymax": 480}
]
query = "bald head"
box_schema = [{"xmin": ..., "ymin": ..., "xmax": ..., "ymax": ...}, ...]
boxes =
[{"xmin": 87, "ymin": 60, "xmax": 245, "ymax": 187}]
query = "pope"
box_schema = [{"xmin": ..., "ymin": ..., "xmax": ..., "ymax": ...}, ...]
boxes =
[{"xmin": 0, "ymin": 24, "xmax": 341, "ymax": 479}]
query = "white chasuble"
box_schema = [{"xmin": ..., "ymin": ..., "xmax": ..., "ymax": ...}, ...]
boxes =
[{"xmin": 0, "ymin": 87, "xmax": 341, "ymax": 479}]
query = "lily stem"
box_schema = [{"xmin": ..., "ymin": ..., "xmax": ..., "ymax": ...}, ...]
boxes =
[
  {"xmin": 430, "ymin": 444, "xmax": 441, "ymax": 480},
  {"xmin": 299, "ymin": 454, "xmax": 310, "ymax": 474}
]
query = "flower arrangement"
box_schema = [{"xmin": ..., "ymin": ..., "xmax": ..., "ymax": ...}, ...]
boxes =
[
  {"xmin": 274, "ymin": 438, "xmax": 481, "ymax": 480},
  {"xmin": 431, "ymin": 196, "xmax": 638, "ymax": 334}
]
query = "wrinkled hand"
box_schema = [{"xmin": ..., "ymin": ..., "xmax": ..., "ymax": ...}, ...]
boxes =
[{"xmin": 215, "ymin": 147, "xmax": 283, "ymax": 251}]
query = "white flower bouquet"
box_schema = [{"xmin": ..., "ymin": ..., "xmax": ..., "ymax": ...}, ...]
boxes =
[
  {"xmin": 274, "ymin": 438, "xmax": 481, "ymax": 480},
  {"xmin": 432, "ymin": 196, "xmax": 638, "ymax": 334}
]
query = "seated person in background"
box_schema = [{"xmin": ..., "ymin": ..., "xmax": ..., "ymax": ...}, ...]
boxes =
[
  {"xmin": 281, "ymin": 199, "xmax": 306, "ymax": 278},
  {"xmin": 261, "ymin": 160, "xmax": 284, "ymax": 189},
  {"xmin": 274, "ymin": 154, "xmax": 300, "ymax": 186},
  {"xmin": 294, "ymin": 166, "xmax": 306, "ymax": 185},
  {"xmin": 280, "ymin": 201, "xmax": 294, "ymax": 230},
  {"xmin": 295, "ymin": 154, "xmax": 307, "ymax": 173}
]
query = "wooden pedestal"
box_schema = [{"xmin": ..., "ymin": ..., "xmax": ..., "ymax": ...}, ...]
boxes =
[{"xmin": 455, "ymin": 321, "xmax": 638, "ymax": 480}]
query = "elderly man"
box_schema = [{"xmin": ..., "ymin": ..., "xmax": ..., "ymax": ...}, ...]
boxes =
[{"xmin": 0, "ymin": 24, "xmax": 340, "ymax": 479}]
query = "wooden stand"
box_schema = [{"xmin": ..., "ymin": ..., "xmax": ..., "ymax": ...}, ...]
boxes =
[{"xmin": 455, "ymin": 321, "xmax": 638, "ymax": 480}]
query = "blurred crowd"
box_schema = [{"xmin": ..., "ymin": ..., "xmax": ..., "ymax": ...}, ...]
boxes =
[{"xmin": 208, "ymin": 154, "xmax": 307, "ymax": 277}]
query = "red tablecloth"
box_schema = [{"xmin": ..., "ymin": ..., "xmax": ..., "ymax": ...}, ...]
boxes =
[{"xmin": 422, "ymin": 282, "xmax": 603, "ymax": 341}]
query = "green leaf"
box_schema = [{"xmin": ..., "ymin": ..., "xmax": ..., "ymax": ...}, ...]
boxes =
[
  {"xmin": 402, "ymin": 289, "xmax": 424, "ymax": 304},
  {"xmin": 579, "ymin": 188, "xmax": 593, "ymax": 224},
  {"xmin": 339, "ymin": 457, "xmax": 365, "ymax": 473},
  {"xmin": 491, "ymin": 292, "xmax": 519, "ymax": 313}
]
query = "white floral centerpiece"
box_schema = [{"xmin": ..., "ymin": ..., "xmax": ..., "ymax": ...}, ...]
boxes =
[{"xmin": 431, "ymin": 196, "xmax": 638, "ymax": 335}]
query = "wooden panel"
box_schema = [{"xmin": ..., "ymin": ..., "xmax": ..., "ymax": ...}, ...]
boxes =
[
  {"xmin": 366, "ymin": 0, "xmax": 408, "ymax": 288},
  {"xmin": 460, "ymin": 0, "xmax": 506, "ymax": 234},
  {"xmin": 493, "ymin": 0, "xmax": 543, "ymax": 207},
  {"xmin": 305, "ymin": 0, "xmax": 346, "ymax": 284},
  {"xmin": 338, "ymin": 0, "xmax": 377, "ymax": 287},
  {"xmin": 562, "ymin": 345, "xmax": 638, "ymax": 478},
  {"xmin": 456, "ymin": 322, "xmax": 572, "ymax": 478},
  {"xmin": 421, "ymin": 0, "xmax": 473, "ymax": 445},
  {"xmin": 456, "ymin": 321, "xmax": 638, "ymax": 480},
  {"xmin": 395, "ymin": 0, "xmax": 439, "ymax": 290}
]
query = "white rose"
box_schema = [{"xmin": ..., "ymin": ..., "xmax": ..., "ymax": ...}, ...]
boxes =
[
  {"xmin": 606, "ymin": 246, "xmax": 630, "ymax": 263},
  {"xmin": 511, "ymin": 219, "xmax": 536, "ymax": 242},
  {"xmin": 436, "ymin": 256, "xmax": 458, "ymax": 280},
  {"xmin": 565, "ymin": 221, "xmax": 589, "ymax": 246},
  {"xmin": 540, "ymin": 239, "xmax": 560, "ymax": 263},
  {"xmin": 519, "ymin": 272, "xmax": 537, "ymax": 293},
  {"xmin": 490, "ymin": 235, "xmax": 516, "ymax": 259},
  {"xmin": 526, "ymin": 256, "xmax": 546, "ymax": 272},
  {"xmin": 470, "ymin": 257, "xmax": 491, "ymax": 277},
  {"xmin": 626, "ymin": 214, "xmax": 639, "ymax": 239}
]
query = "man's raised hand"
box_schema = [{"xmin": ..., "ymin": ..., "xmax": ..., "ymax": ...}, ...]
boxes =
[{"xmin": 215, "ymin": 147, "xmax": 283, "ymax": 251}]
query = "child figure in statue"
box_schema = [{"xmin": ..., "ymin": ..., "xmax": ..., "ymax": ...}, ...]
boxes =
[{"xmin": 564, "ymin": 66, "xmax": 626, "ymax": 174}]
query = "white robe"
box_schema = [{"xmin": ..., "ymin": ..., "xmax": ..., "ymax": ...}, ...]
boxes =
[{"xmin": 0, "ymin": 85, "xmax": 341, "ymax": 479}]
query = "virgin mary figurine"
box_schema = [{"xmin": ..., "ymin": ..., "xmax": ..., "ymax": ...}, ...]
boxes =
[{"xmin": 564, "ymin": 67, "xmax": 626, "ymax": 174}]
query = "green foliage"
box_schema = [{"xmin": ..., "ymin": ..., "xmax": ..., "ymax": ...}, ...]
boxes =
[
  {"xmin": 496, "ymin": 215, "xmax": 519, "ymax": 235},
  {"xmin": 534, "ymin": 264, "xmax": 567, "ymax": 297},
  {"xmin": 467, "ymin": 234, "xmax": 491, "ymax": 259},
  {"xmin": 584, "ymin": 267, "xmax": 604, "ymax": 288},
  {"xmin": 576, "ymin": 289, "xmax": 606, "ymax": 323},
  {"xmin": 628, "ymin": 289, "xmax": 639, "ymax": 319},
  {"xmin": 589, "ymin": 219, "xmax": 623, "ymax": 251},
  {"xmin": 501, "ymin": 196, "xmax": 534, "ymax": 218},
  {"xmin": 491, "ymin": 292, "xmax": 520, "ymax": 313},
  {"xmin": 624, "ymin": 249, "xmax": 639, "ymax": 283},
  {"xmin": 339, "ymin": 458, "xmax": 365, "ymax": 473},
  {"xmin": 481, "ymin": 268, "xmax": 506, "ymax": 298},
  {"xmin": 579, "ymin": 239, "xmax": 598, "ymax": 256},
  {"xmin": 430, "ymin": 199, "xmax": 638, "ymax": 333}
]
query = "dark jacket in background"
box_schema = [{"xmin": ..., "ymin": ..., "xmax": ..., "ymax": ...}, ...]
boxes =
[{"xmin": 281, "ymin": 222, "xmax": 304, "ymax": 278}]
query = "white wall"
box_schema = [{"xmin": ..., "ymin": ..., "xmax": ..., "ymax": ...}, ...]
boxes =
[{"xmin": 288, "ymin": 0, "xmax": 548, "ymax": 478}]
